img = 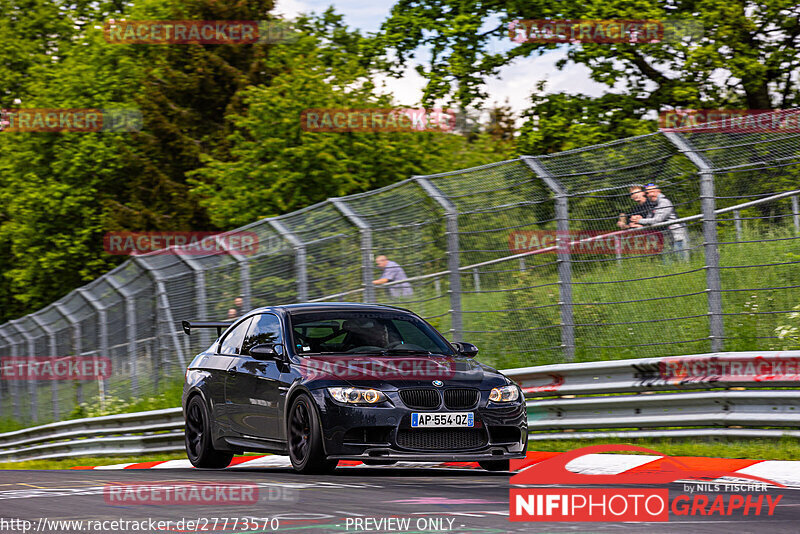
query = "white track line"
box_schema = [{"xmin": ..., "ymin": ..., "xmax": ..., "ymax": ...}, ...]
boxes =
[{"xmin": 565, "ymin": 453, "xmax": 663, "ymax": 474}]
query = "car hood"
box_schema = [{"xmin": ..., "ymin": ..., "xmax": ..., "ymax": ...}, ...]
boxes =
[{"xmin": 293, "ymin": 353, "xmax": 508, "ymax": 390}]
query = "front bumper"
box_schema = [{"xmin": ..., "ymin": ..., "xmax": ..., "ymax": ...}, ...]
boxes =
[{"xmin": 309, "ymin": 388, "xmax": 528, "ymax": 461}]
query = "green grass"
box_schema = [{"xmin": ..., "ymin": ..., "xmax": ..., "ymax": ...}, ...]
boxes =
[
  {"xmin": 65, "ymin": 380, "xmax": 184, "ymax": 419},
  {"xmin": 0, "ymin": 380, "xmax": 184, "ymax": 436},
  {"xmin": 415, "ymin": 223, "xmax": 800, "ymax": 369},
  {"xmin": 528, "ymin": 436, "xmax": 800, "ymax": 461},
  {"xmin": 3, "ymin": 439, "xmax": 796, "ymax": 469},
  {"xmin": 0, "ymin": 451, "xmax": 271, "ymax": 470},
  {"xmin": 0, "ymin": 453, "xmax": 189, "ymax": 470}
]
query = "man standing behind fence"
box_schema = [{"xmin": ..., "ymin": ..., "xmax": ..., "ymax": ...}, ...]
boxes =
[
  {"xmin": 373, "ymin": 255, "xmax": 413, "ymax": 297},
  {"xmin": 630, "ymin": 183, "xmax": 689, "ymax": 260}
]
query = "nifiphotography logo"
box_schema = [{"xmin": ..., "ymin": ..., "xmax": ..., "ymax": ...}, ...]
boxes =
[{"xmin": 510, "ymin": 444, "xmax": 784, "ymax": 522}]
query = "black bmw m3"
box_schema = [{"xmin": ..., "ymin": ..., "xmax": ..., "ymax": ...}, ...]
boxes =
[{"xmin": 182, "ymin": 303, "xmax": 527, "ymax": 473}]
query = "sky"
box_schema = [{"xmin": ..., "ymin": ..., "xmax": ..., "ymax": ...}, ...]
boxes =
[{"xmin": 273, "ymin": 0, "xmax": 610, "ymax": 114}]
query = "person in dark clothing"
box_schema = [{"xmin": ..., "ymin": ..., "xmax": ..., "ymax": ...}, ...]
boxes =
[{"xmin": 617, "ymin": 186, "xmax": 653, "ymax": 229}]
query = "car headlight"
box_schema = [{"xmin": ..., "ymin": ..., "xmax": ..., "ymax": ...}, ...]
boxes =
[
  {"xmin": 489, "ymin": 385, "xmax": 520, "ymax": 403},
  {"xmin": 328, "ymin": 387, "xmax": 387, "ymax": 404}
]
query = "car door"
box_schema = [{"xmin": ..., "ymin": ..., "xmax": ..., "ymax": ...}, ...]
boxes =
[
  {"xmin": 215, "ymin": 317, "xmax": 252, "ymax": 432},
  {"xmin": 225, "ymin": 313, "xmax": 285, "ymax": 441}
]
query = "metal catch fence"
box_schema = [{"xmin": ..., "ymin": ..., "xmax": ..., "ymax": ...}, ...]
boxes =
[{"xmin": 1, "ymin": 110, "xmax": 800, "ymax": 425}]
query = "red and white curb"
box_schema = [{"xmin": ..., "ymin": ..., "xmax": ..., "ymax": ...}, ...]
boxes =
[{"xmin": 73, "ymin": 452, "xmax": 800, "ymax": 487}]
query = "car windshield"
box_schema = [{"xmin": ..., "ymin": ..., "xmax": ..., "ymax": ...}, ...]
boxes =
[{"xmin": 288, "ymin": 311, "xmax": 456, "ymax": 356}]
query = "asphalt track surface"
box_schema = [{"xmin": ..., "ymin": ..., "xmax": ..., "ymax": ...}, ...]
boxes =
[{"xmin": 0, "ymin": 466, "xmax": 798, "ymax": 534}]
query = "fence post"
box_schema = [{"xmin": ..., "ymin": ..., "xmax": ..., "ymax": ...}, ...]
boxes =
[
  {"xmin": 330, "ymin": 198, "xmax": 375, "ymax": 303},
  {"xmin": 8, "ymin": 320, "xmax": 38, "ymax": 422},
  {"xmin": 29, "ymin": 313, "xmax": 59, "ymax": 421},
  {"xmin": 792, "ymin": 195, "xmax": 800, "ymax": 234},
  {"xmin": 269, "ymin": 219, "xmax": 308, "ymax": 302},
  {"xmin": 199, "ymin": 239, "xmax": 249, "ymax": 316},
  {"xmin": 0, "ymin": 327, "xmax": 21, "ymax": 421},
  {"xmin": 76, "ymin": 288, "xmax": 110, "ymax": 401},
  {"xmin": 662, "ymin": 131, "xmax": 724, "ymax": 352},
  {"xmin": 106, "ymin": 274, "xmax": 139, "ymax": 398},
  {"xmin": 53, "ymin": 301, "xmax": 83, "ymax": 405},
  {"xmin": 734, "ymin": 210, "xmax": 743, "ymax": 241},
  {"xmin": 415, "ymin": 176, "xmax": 463, "ymax": 341},
  {"xmin": 174, "ymin": 255, "xmax": 209, "ymax": 347},
  {"xmin": 131, "ymin": 257, "xmax": 187, "ymax": 369},
  {"xmin": 522, "ymin": 156, "xmax": 575, "ymax": 361},
  {"xmin": 215, "ymin": 237, "xmax": 252, "ymax": 312}
]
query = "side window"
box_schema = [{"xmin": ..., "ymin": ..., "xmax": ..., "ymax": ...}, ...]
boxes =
[
  {"xmin": 392, "ymin": 319, "xmax": 437, "ymax": 350},
  {"xmin": 218, "ymin": 318, "xmax": 253, "ymax": 355},
  {"xmin": 242, "ymin": 314, "xmax": 283, "ymax": 355}
]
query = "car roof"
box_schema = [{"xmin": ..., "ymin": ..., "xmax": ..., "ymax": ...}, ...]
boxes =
[{"xmin": 248, "ymin": 302, "xmax": 414, "ymax": 315}]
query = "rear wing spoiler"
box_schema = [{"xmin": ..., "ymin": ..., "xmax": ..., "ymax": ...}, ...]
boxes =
[{"xmin": 182, "ymin": 320, "xmax": 232, "ymax": 337}]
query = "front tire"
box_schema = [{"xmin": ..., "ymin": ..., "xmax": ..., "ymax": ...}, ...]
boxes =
[
  {"xmin": 185, "ymin": 395, "xmax": 233, "ymax": 469},
  {"xmin": 288, "ymin": 394, "xmax": 337, "ymax": 474},
  {"xmin": 479, "ymin": 459, "xmax": 510, "ymax": 472}
]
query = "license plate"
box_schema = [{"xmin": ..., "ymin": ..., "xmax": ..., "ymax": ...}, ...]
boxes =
[{"xmin": 411, "ymin": 412, "xmax": 474, "ymax": 428}]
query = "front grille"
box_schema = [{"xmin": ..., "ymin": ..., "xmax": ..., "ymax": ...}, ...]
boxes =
[
  {"xmin": 443, "ymin": 388, "xmax": 479, "ymax": 409},
  {"xmin": 396, "ymin": 428, "xmax": 487, "ymax": 450},
  {"xmin": 399, "ymin": 388, "xmax": 440, "ymax": 409}
]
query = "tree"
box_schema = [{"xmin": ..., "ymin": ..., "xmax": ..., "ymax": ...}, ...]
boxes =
[
  {"xmin": 108, "ymin": 0, "xmax": 279, "ymax": 231},
  {"xmin": 515, "ymin": 86, "xmax": 656, "ymax": 155},
  {"xmin": 0, "ymin": 1, "xmax": 514, "ymax": 322},
  {"xmin": 190, "ymin": 10, "xmax": 514, "ymax": 227},
  {"xmin": 0, "ymin": 0, "xmax": 128, "ymax": 104},
  {"xmin": 376, "ymin": 0, "xmax": 800, "ymax": 152}
]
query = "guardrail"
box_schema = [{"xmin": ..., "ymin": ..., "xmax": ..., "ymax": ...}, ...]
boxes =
[
  {"xmin": 0, "ymin": 352, "xmax": 798, "ymax": 462},
  {"xmin": 0, "ymin": 408, "xmax": 184, "ymax": 463},
  {"xmin": 509, "ymin": 351, "xmax": 800, "ymax": 440}
]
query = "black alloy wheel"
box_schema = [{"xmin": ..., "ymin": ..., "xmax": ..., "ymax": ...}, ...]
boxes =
[
  {"xmin": 185, "ymin": 395, "xmax": 233, "ymax": 468},
  {"xmin": 288, "ymin": 394, "xmax": 337, "ymax": 474}
]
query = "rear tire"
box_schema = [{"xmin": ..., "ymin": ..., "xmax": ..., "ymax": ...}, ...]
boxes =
[
  {"xmin": 479, "ymin": 459, "xmax": 510, "ymax": 472},
  {"xmin": 288, "ymin": 394, "xmax": 337, "ymax": 474},
  {"xmin": 185, "ymin": 395, "xmax": 233, "ymax": 469}
]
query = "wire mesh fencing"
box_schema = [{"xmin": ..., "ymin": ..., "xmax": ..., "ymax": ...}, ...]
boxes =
[{"xmin": 1, "ymin": 109, "xmax": 800, "ymax": 425}]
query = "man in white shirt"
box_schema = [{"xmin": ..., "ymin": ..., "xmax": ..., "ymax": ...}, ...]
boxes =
[
  {"xmin": 373, "ymin": 255, "xmax": 413, "ymax": 297},
  {"xmin": 630, "ymin": 183, "xmax": 689, "ymax": 261}
]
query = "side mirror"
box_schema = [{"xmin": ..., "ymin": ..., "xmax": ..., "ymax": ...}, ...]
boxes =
[
  {"xmin": 452, "ymin": 342, "xmax": 479, "ymax": 357},
  {"xmin": 249, "ymin": 343, "xmax": 285, "ymax": 361}
]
